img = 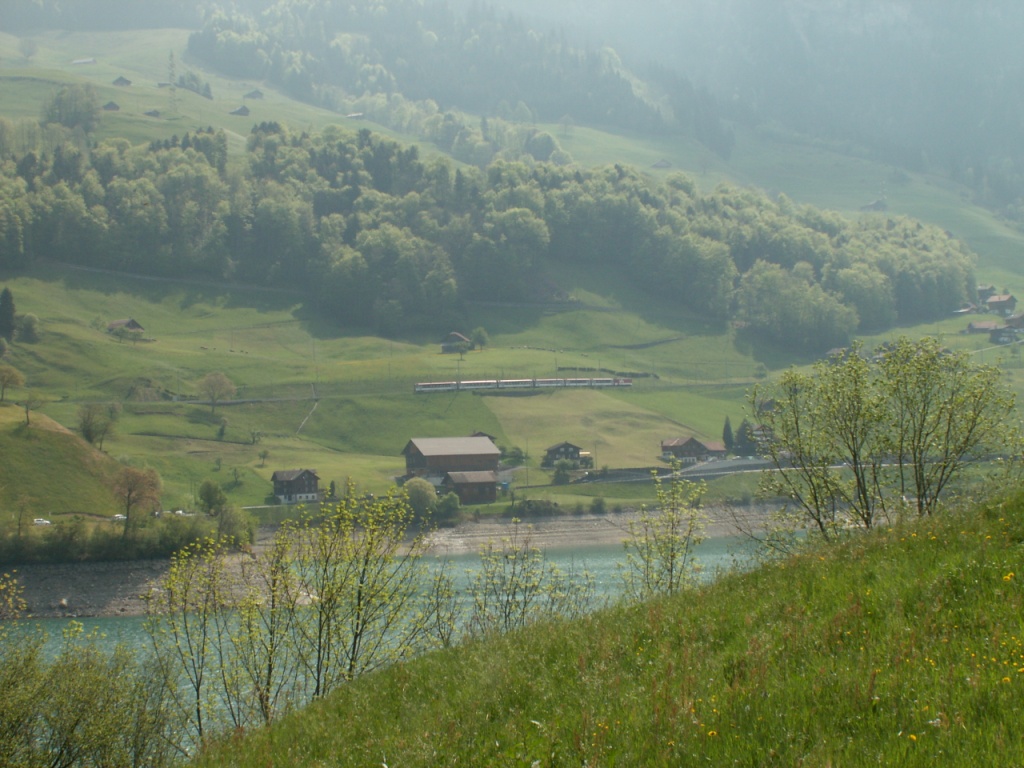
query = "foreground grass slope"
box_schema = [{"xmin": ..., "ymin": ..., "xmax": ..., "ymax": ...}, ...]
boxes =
[{"xmin": 196, "ymin": 497, "xmax": 1024, "ymax": 766}]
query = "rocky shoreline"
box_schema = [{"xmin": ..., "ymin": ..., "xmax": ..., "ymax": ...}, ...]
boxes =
[{"xmin": 9, "ymin": 508, "xmax": 761, "ymax": 620}]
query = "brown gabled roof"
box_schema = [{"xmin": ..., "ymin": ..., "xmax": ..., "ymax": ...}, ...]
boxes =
[
  {"xmin": 662, "ymin": 436, "xmax": 708, "ymax": 450},
  {"xmin": 403, "ymin": 437, "xmax": 500, "ymax": 458},
  {"xmin": 107, "ymin": 318, "xmax": 143, "ymax": 331},
  {"xmin": 545, "ymin": 441, "xmax": 581, "ymax": 453},
  {"xmin": 271, "ymin": 468, "xmax": 318, "ymax": 482}
]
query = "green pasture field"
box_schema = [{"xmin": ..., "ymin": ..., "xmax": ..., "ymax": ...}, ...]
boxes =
[
  {"xmin": 0, "ymin": 29, "xmax": 428, "ymax": 158},
  {"xmin": 0, "ymin": 264, "xmax": 753, "ymax": 516}
]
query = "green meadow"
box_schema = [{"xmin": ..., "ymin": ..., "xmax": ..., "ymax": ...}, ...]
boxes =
[{"xmin": 0, "ymin": 259, "xmax": 757, "ymax": 519}]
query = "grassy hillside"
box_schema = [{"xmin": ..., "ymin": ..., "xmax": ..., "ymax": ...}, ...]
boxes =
[
  {"xmin": 0, "ymin": 403, "xmax": 120, "ymax": 520},
  {"xmin": 194, "ymin": 495, "xmax": 1024, "ymax": 766}
]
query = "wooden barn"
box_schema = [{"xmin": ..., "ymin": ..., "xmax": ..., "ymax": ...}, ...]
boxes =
[
  {"xmin": 402, "ymin": 437, "xmax": 500, "ymax": 477},
  {"xmin": 443, "ymin": 470, "xmax": 498, "ymax": 505}
]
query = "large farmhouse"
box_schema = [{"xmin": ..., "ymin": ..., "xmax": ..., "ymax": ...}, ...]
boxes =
[
  {"xmin": 402, "ymin": 436, "xmax": 500, "ymax": 476},
  {"xmin": 401, "ymin": 436, "xmax": 500, "ymax": 505}
]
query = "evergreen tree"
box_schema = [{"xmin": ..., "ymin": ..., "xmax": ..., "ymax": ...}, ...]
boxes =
[
  {"xmin": 0, "ymin": 287, "xmax": 15, "ymax": 341},
  {"xmin": 722, "ymin": 416, "xmax": 734, "ymax": 452},
  {"xmin": 733, "ymin": 418, "xmax": 757, "ymax": 456}
]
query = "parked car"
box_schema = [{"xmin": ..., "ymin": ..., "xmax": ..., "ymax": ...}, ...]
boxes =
[
  {"xmin": 32, "ymin": 518, "xmax": 51, "ymax": 525},
  {"xmin": 112, "ymin": 514, "xmax": 127, "ymax": 521}
]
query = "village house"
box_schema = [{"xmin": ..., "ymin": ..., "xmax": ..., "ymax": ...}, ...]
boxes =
[
  {"xmin": 112, "ymin": 76, "xmax": 132, "ymax": 86},
  {"xmin": 966, "ymin": 320, "xmax": 1002, "ymax": 335},
  {"xmin": 271, "ymin": 469, "xmax": 320, "ymax": 503},
  {"xmin": 661, "ymin": 437, "xmax": 726, "ymax": 464},
  {"xmin": 229, "ymin": 105, "xmax": 251, "ymax": 116},
  {"xmin": 1005, "ymin": 313, "xmax": 1024, "ymax": 330},
  {"xmin": 986, "ymin": 294, "xmax": 1018, "ymax": 317},
  {"xmin": 542, "ymin": 441, "xmax": 592, "ymax": 468},
  {"xmin": 990, "ymin": 327, "xmax": 1017, "ymax": 345}
]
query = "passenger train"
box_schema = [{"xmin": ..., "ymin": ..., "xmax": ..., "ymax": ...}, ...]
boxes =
[{"xmin": 414, "ymin": 377, "xmax": 633, "ymax": 393}]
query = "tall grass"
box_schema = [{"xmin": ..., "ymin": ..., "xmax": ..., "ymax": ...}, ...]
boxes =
[{"xmin": 195, "ymin": 495, "xmax": 1024, "ymax": 766}]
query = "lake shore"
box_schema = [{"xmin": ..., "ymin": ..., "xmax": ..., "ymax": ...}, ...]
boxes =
[{"xmin": 9, "ymin": 506, "xmax": 763, "ymax": 620}]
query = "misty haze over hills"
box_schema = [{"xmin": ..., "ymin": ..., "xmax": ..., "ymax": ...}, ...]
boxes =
[
  {"xmin": 6, "ymin": 0, "xmax": 1022, "ymax": 180},
  {"xmin": 480, "ymin": 2, "xmax": 1024, "ymax": 160},
  {"xmin": 11, "ymin": 0, "xmax": 1021, "ymax": 212}
]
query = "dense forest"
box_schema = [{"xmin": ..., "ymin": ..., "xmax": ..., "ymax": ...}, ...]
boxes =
[{"xmin": 0, "ymin": 106, "xmax": 973, "ymax": 352}]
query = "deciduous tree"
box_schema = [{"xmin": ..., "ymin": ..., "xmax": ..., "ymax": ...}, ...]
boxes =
[
  {"xmin": 467, "ymin": 520, "xmax": 594, "ymax": 636},
  {"xmin": 197, "ymin": 371, "xmax": 236, "ymax": 414},
  {"xmin": 113, "ymin": 466, "xmax": 162, "ymax": 536},
  {"xmin": 43, "ymin": 83, "xmax": 100, "ymax": 132},
  {"xmin": 877, "ymin": 337, "xmax": 1018, "ymax": 516},
  {"xmin": 197, "ymin": 479, "xmax": 228, "ymax": 516},
  {"xmin": 77, "ymin": 402, "xmax": 115, "ymax": 448},
  {"xmin": 0, "ymin": 363, "xmax": 24, "ymax": 401},
  {"xmin": 619, "ymin": 466, "xmax": 707, "ymax": 600},
  {"xmin": 752, "ymin": 338, "xmax": 1021, "ymax": 549}
]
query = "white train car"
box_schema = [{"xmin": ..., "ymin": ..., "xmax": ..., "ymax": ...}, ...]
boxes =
[
  {"xmin": 416, "ymin": 377, "xmax": 635, "ymax": 393},
  {"xmin": 457, "ymin": 379, "xmax": 498, "ymax": 390},
  {"xmin": 414, "ymin": 381, "xmax": 458, "ymax": 393},
  {"xmin": 498, "ymin": 379, "xmax": 534, "ymax": 389}
]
